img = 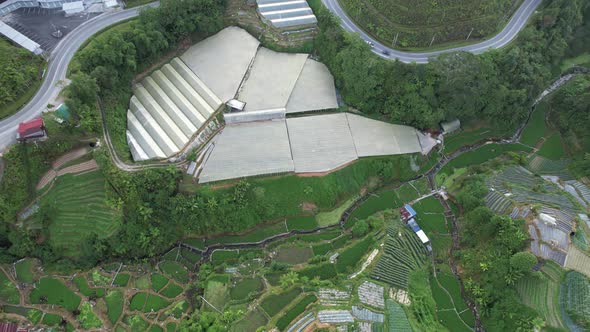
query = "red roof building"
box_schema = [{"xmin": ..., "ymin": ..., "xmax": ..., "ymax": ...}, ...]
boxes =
[
  {"xmin": 0, "ymin": 322, "xmax": 18, "ymax": 332},
  {"xmin": 17, "ymin": 117, "xmax": 46, "ymax": 141}
]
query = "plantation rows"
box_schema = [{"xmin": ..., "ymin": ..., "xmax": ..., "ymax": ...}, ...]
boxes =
[
  {"xmin": 562, "ymin": 272, "xmax": 590, "ymax": 329},
  {"xmin": 528, "ymin": 156, "xmax": 574, "ymax": 180},
  {"xmin": 370, "ymin": 227, "xmax": 427, "ymax": 289},
  {"xmin": 484, "ymin": 191, "xmax": 513, "ymax": 214},
  {"xmin": 511, "ymin": 187, "xmax": 578, "ymax": 211},
  {"xmin": 386, "ymin": 299, "xmax": 412, "ymax": 332},
  {"xmin": 566, "ymin": 180, "xmax": 590, "ymax": 205},
  {"xmin": 516, "ymin": 273, "xmax": 564, "ymax": 328}
]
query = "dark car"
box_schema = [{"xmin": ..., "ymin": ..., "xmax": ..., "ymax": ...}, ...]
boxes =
[{"xmin": 381, "ymin": 49, "xmax": 390, "ymax": 56}]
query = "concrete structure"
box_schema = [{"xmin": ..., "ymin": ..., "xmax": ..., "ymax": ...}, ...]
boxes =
[
  {"xmin": 180, "ymin": 27, "xmax": 260, "ymax": 101},
  {"xmin": 0, "ymin": 21, "xmax": 42, "ymax": 54},
  {"xmin": 257, "ymin": 0, "xmax": 317, "ymax": 29},
  {"xmin": 441, "ymin": 119, "xmax": 461, "ymax": 134},
  {"xmin": 199, "ymin": 113, "xmax": 427, "ymax": 183},
  {"xmin": 198, "ymin": 120, "xmax": 294, "ymax": 183},
  {"xmin": 285, "ymin": 58, "xmax": 338, "ymax": 113},
  {"xmin": 126, "ymin": 57, "xmax": 222, "ymax": 161},
  {"xmin": 238, "ymin": 48, "xmax": 308, "ymax": 112},
  {"xmin": 62, "ymin": 0, "xmax": 83, "ymax": 15},
  {"xmin": 287, "ymin": 113, "xmax": 358, "ymax": 173},
  {"xmin": 346, "ymin": 113, "xmax": 421, "ymax": 156}
]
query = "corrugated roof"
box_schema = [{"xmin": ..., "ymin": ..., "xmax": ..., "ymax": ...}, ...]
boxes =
[{"xmin": 0, "ymin": 21, "xmax": 43, "ymax": 54}]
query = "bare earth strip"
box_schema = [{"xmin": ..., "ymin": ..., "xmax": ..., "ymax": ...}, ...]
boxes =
[{"xmin": 565, "ymin": 246, "xmax": 590, "ymax": 277}]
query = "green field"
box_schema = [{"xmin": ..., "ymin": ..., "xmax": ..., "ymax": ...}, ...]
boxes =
[
  {"xmin": 520, "ymin": 102, "xmax": 549, "ymax": 147},
  {"xmin": 348, "ymin": 191, "xmax": 400, "ymax": 224},
  {"xmin": 15, "ymin": 259, "xmax": 35, "ymax": 283},
  {"xmin": 440, "ymin": 143, "xmax": 532, "ymax": 176},
  {"xmin": 413, "ymin": 197, "xmax": 444, "ymax": 214},
  {"xmin": 204, "ymin": 222, "xmax": 288, "ymax": 245},
  {"xmin": 338, "ymin": 0, "xmax": 522, "ymax": 49},
  {"xmin": 336, "ymin": 236, "xmax": 375, "ymax": 273},
  {"xmin": 430, "ymin": 269, "xmax": 474, "ymax": 332},
  {"xmin": 516, "ymin": 272, "xmax": 564, "ymax": 329},
  {"xmin": 160, "ymin": 283, "xmax": 184, "ymax": 298},
  {"xmin": 0, "ymin": 269, "xmax": 19, "ymax": 304},
  {"xmin": 231, "ymin": 307, "xmax": 268, "ymax": 332},
  {"xmin": 129, "ymin": 293, "xmax": 171, "ymax": 313},
  {"xmin": 276, "ymin": 294, "xmax": 317, "ymax": 330},
  {"xmin": 30, "ymin": 277, "xmax": 81, "ymax": 311},
  {"xmin": 443, "ymin": 127, "xmax": 506, "ymax": 153},
  {"xmin": 78, "ymin": 302, "xmax": 102, "ymax": 329},
  {"xmin": 537, "ymin": 134, "xmax": 566, "ymax": 160},
  {"xmin": 386, "ymin": 299, "xmax": 412, "ymax": 331},
  {"xmin": 229, "ymin": 277, "xmax": 264, "ymax": 301},
  {"xmin": 73, "ymin": 276, "xmax": 106, "ymax": 298},
  {"xmin": 562, "ymin": 271, "xmax": 590, "ymax": 329},
  {"xmin": 203, "ymin": 280, "xmax": 229, "ymax": 312},
  {"xmin": 371, "ymin": 225, "xmax": 427, "ymax": 289},
  {"xmin": 286, "ymin": 216, "xmax": 318, "ymax": 231},
  {"xmin": 260, "ymin": 287, "xmax": 302, "ymax": 317},
  {"xmin": 159, "ymin": 261, "xmax": 189, "ymax": 284},
  {"xmin": 298, "ymin": 263, "xmax": 337, "ymax": 280},
  {"xmin": 41, "ymin": 171, "xmax": 122, "ymax": 256},
  {"xmin": 210, "ymin": 249, "xmax": 240, "ymax": 263},
  {"xmin": 316, "ymin": 197, "xmax": 357, "ymax": 226},
  {"xmin": 42, "ymin": 313, "xmax": 62, "ymax": 326},
  {"xmin": 113, "ymin": 273, "xmax": 130, "ymax": 287},
  {"xmin": 151, "ymin": 274, "xmax": 169, "ymax": 292},
  {"xmin": 275, "ymin": 246, "xmax": 314, "ymax": 265},
  {"xmin": 312, "ymin": 242, "xmax": 333, "ymax": 256},
  {"xmin": 105, "ymin": 290, "xmax": 124, "ymax": 324}
]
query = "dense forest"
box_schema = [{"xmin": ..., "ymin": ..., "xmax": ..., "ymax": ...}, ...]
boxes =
[
  {"xmin": 0, "ymin": 38, "xmax": 44, "ymax": 118},
  {"xmin": 314, "ymin": 0, "xmax": 586, "ymax": 129}
]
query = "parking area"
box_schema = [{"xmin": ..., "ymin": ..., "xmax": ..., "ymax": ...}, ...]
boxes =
[{"xmin": 1, "ymin": 7, "xmax": 100, "ymax": 50}]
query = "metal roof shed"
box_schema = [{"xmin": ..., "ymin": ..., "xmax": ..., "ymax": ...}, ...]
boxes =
[
  {"xmin": 441, "ymin": 119, "xmax": 460, "ymax": 134},
  {"xmin": 63, "ymin": 1, "xmax": 83, "ymax": 15},
  {"xmin": 415, "ymin": 230, "xmax": 430, "ymax": 244},
  {"xmin": 404, "ymin": 204, "xmax": 417, "ymax": 217}
]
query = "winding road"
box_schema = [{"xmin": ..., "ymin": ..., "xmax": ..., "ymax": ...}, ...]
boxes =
[
  {"xmin": 0, "ymin": 0, "xmax": 541, "ymax": 154},
  {"xmin": 0, "ymin": 3, "xmax": 158, "ymax": 154},
  {"xmin": 322, "ymin": 0, "xmax": 542, "ymax": 63}
]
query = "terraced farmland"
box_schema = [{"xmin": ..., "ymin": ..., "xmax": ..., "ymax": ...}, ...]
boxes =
[
  {"xmin": 41, "ymin": 171, "xmax": 122, "ymax": 255},
  {"xmin": 562, "ymin": 271, "xmax": 590, "ymax": 329},
  {"xmin": 527, "ymin": 155, "xmax": 573, "ymax": 180},
  {"xmin": 386, "ymin": 299, "xmax": 411, "ymax": 331},
  {"xmin": 370, "ymin": 225, "xmax": 427, "ymax": 289},
  {"xmin": 516, "ymin": 272, "xmax": 564, "ymax": 329},
  {"xmin": 484, "ymin": 190, "xmax": 513, "ymax": 214}
]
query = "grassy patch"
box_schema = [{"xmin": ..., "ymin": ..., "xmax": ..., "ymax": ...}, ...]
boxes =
[
  {"xmin": 230, "ymin": 307, "xmax": 268, "ymax": 332},
  {"xmin": 203, "ymin": 280, "xmax": 229, "ymax": 312},
  {"xmin": 275, "ymin": 246, "xmax": 314, "ymax": 265},
  {"xmin": 151, "ymin": 274, "xmax": 169, "ymax": 292},
  {"xmin": 315, "ymin": 197, "xmax": 357, "ymax": 227},
  {"xmin": 520, "ymin": 102, "xmax": 549, "ymax": 146},
  {"xmin": 30, "ymin": 277, "xmax": 81, "ymax": 311},
  {"xmin": 229, "ymin": 277, "xmax": 264, "ymax": 301},
  {"xmin": 105, "ymin": 290, "xmax": 124, "ymax": 324},
  {"xmin": 440, "ymin": 143, "xmax": 532, "ymax": 176},
  {"xmin": 15, "ymin": 259, "xmax": 35, "ymax": 283},
  {"xmin": 297, "ymin": 230, "xmax": 341, "ymax": 243},
  {"xmin": 211, "ymin": 249, "xmax": 240, "ymax": 263},
  {"xmin": 416, "ymin": 213, "xmax": 448, "ymax": 235},
  {"xmin": 166, "ymin": 322, "xmax": 177, "ymax": 332},
  {"xmin": 74, "ymin": 276, "xmax": 105, "ymax": 298},
  {"xmin": 413, "ymin": 196, "xmax": 444, "ymax": 214},
  {"xmin": 42, "ymin": 313, "xmax": 62, "ymax": 326},
  {"xmin": 130, "ymin": 293, "xmax": 171, "ymax": 313},
  {"xmin": 265, "ymin": 272, "xmax": 285, "ymax": 286},
  {"xmin": 159, "ymin": 261, "xmax": 189, "ymax": 284},
  {"xmin": 77, "ymin": 302, "xmax": 103, "ymax": 329},
  {"xmin": 516, "ymin": 272, "xmax": 565, "ymax": 329},
  {"xmin": 298, "ymin": 263, "xmax": 337, "ymax": 281},
  {"xmin": 113, "ymin": 273, "xmax": 130, "ymax": 287},
  {"xmin": 41, "ymin": 170, "xmax": 122, "ymax": 257},
  {"xmin": 205, "ymin": 222, "xmax": 288, "ymax": 245},
  {"xmin": 276, "ymin": 294, "xmax": 317, "ymax": 330},
  {"xmin": 538, "ymin": 134, "xmax": 566, "ymax": 160},
  {"xmin": 286, "ymin": 216, "xmax": 318, "ymax": 231},
  {"xmin": 260, "ymin": 287, "xmax": 302, "ymax": 317},
  {"xmin": 561, "ymin": 53, "xmax": 590, "ymax": 71},
  {"xmin": 160, "ymin": 283, "xmax": 184, "ymax": 298},
  {"xmin": 312, "ymin": 242, "xmax": 333, "ymax": 256},
  {"xmin": 444, "ymin": 127, "xmax": 505, "ymax": 153},
  {"xmin": 0, "ymin": 269, "xmax": 20, "ymax": 304},
  {"xmin": 126, "ymin": 314, "xmax": 150, "ymax": 332},
  {"xmin": 336, "ymin": 236, "xmax": 375, "ymax": 274},
  {"xmin": 347, "ymin": 191, "xmax": 401, "ymax": 226}
]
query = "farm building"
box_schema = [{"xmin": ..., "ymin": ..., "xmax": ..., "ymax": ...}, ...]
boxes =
[
  {"xmin": 400, "ymin": 204, "xmax": 417, "ymax": 221},
  {"xmin": 256, "ymin": 0, "xmax": 317, "ymax": 30},
  {"xmin": 62, "ymin": 1, "xmax": 83, "ymax": 16},
  {"xmin": 16, "ymin": 117, "xmax": 46, "ymax": 141},
  {"xmin": 440, "ymin": 119, "xmax": 460, "ymax": 134}
]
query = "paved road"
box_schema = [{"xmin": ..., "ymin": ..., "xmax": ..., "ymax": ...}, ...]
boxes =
[
  {"xmin": 322, "ymin": 0, "xmax": 542, "ymax": 63},
  {"xmin": 0, "ymin": 3, "xmax": 158, "ymax": 154},
  {"xmin": 0, "ymin": 0, "xmax": 541, "ymax": 154}
]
